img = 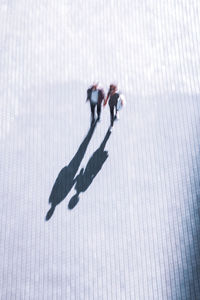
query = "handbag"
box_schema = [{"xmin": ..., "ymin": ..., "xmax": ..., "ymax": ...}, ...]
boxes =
[{"xmin": 117, "ymin": 94, "xmax": 126, "ymax": 111}]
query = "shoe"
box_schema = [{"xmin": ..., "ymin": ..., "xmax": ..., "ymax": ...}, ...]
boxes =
[{"xmin": 97, "ymin": 116, "xmax": 101, "ymax": 122}]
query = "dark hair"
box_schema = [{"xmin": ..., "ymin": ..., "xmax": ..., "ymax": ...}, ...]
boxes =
[{"xmin": 110, "ymin": 84, "xmax": 117, "ymax": 91}]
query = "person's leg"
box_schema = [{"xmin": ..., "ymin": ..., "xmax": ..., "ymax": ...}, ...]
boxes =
[
  {"xmin": 115, "ymin": 105, "xmax": 119, "ymax": 120},
  {"xmin": 90, "ymin": 103, "xmax": 95, "ymax": 123},
  {"xmin": 97, "ymin": 104, "xmax": 101, "ymax": 120},
  {"xmin": 110, "ymin": 105, "xmax": 114, "ymax": 126}
]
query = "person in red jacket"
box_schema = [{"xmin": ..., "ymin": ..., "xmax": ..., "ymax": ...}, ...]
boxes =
[{"xmin": 86, "ymin": 83, "xmax": 105, "ymax": 124}]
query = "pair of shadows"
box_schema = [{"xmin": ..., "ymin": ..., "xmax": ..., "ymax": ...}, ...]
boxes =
[{"xmin": 45, "ymin": 122, "xmax": 111, "ymax": 220}]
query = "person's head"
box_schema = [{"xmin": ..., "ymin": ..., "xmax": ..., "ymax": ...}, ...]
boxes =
[
  {"xmin": 92, "ymin": 82, "xmax": 99, "ymax": 90},
  {"xmin": 109, "ymin": 83, "xmax": 117, "ymax": 93}
]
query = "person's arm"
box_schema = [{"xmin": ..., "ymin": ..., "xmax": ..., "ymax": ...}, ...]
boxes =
[
  {"xmin": 103, "ymin": 91, "xmax": 110, "ymax": 106},
  {"xmin": 99, "ymin": 89, "xmax": 105, "ymax": 104},
  {"xmin": 101, "ymin": 89, "xmax": 105, "ymax": 101},
  {"xmin": 86, "ymin": 89, "xmax": 90, "ymax": 102},
  {"xmin": 103, "ymin": 96, "xmax": 108, "ymax": 106}
]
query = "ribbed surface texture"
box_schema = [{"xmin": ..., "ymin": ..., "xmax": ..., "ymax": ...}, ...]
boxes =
[{"xmin": 0, "ymin": 1, "xmax": 200, "ymax": 299}]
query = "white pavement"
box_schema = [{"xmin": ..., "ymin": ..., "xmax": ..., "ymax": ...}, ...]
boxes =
[{"xmin": 1, "ymin": 1, "xmax": 200, "ymax": 299}]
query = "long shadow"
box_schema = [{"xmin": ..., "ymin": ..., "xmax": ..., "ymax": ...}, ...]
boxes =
[
  {"xmin": 68, "ymin": 127, "xmax": 112, "ymax": 209},
  {"xmin": 45, "ymin": 121, "xmax": 97, "ymax": 221}
]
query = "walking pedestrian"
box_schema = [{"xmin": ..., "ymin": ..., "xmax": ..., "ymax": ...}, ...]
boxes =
[
  {"xmin": 104, "ymin": 84, "xmax": 123, "ymax": 127},
  {"xmin": 86, "ymin": 83, "xmax": 105, "ymax": 124}
]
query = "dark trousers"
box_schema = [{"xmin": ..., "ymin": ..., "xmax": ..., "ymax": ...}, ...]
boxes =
[
  {"xmin": 90, "ymin": 102, "xmax": 101, "ymax": 121},
  {"xmin": 109, "ymin": 104, "xmax": 117, "ymax": 126}
]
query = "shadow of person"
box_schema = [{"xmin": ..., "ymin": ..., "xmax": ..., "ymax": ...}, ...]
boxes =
[
  {"xmin": 45, "ymin": 121, "xmax": 97, "ymax": 221},
  {"xmin": 68, "ymin": 127, "xmax": 112, "ymax": 209}
]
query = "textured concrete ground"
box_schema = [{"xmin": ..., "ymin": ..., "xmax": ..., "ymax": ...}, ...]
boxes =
[{"xmin": 1, "ymin": 1, "xmax": 200, "ymax": 299}]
